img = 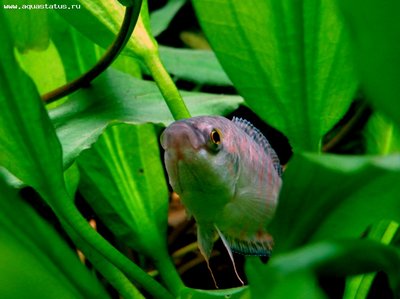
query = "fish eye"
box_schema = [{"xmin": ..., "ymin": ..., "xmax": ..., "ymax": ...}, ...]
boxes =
[{"xmin": 210, "ymin": 128, "xmax": 222, "ymax": 145}]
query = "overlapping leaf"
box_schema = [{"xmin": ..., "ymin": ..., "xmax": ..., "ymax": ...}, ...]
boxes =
[
  {"xmin": 0, "ymin": 11, "xmax": 65, "ymax": 198},
  {"xmin": 269, "ymin": 153, "xmax": 400, "ymax": 252},
  {"xmin": 0, "ymin": 178, "xmax": 109, "ymax": 299},
  {"xmin": 246, "ymin": 239, "xmax": 400, "ymax": 298},
  {"xmin": 77, "ymin": 124, "xmax": 168, "ymax": 256},
  {"xmin": 3, "ymin": 0, "xmax": 49, "ymax": 52},
  {"xmin": 193, "ymin": 0, "xmax": 358, "ymax": 151},
  {"xmin": 338, "ymin": 0, "xmax": 400, "ymax": 127},
  {"xmin": 365, "ymin": 112, "xmax": 400, "ymax": 155}
]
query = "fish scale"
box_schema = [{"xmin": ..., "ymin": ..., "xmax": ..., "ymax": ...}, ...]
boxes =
[{"xmin": 160, "ymin": 115, "xmax": 282, "ymax": 284}]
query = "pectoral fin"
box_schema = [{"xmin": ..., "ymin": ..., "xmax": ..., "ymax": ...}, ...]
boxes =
[
  {"xmin": 197, "ymin": 224, "xmax": 218, "ymax": 287},
  {"xmin": 215, "ymin": 226, "xmax": 244, "ymax": 285},
  {"xmin": 197, "ymin": 224, "xmax": 216, "ymax": 260}
]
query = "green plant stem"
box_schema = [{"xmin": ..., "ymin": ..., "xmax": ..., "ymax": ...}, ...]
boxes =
[
  {"xmin": 42, "ymin": 1, "xmax": 142, "ymax": 103},
  {"xmin": 50, "ymin": 190, "xmax": 173, "ymax": 299},
  {"xmin": 154, "ymin": 252, "xmax": 185, "ymax": 296},
  {"xmin": 144, "ymin": 52, "xmax": 191, "ymax": 120},
  {"xmin": 64, "ymin": 223, "xmax": 144, "ymax": 299}
]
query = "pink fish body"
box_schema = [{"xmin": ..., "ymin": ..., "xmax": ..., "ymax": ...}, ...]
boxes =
[{"xmin": 160, "ymin": 116, "xmax": 282, "ymax": 272}]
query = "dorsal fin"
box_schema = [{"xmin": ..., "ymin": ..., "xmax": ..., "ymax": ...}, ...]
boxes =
[{"xmin": 232, "ymin": 117, "xmax": 282, "ymax": 176}]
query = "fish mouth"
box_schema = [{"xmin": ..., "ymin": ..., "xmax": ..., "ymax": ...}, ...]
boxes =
[{"xmin": 160, "ymin": 122, "xmax": 204, "ymax": 151}]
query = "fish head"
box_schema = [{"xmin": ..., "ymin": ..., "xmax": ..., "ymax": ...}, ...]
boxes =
[{"xmin": 160, "ymin": 116, "xmax": 240, "ymax": 220}]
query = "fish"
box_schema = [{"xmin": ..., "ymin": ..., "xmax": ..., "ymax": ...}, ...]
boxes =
[{"xmin": 160, "ymin": 116, "xmax": 282, "ymax": 284}]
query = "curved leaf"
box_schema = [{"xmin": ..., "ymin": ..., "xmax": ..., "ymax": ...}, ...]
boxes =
[
  {"xmin": 77, "ymin": 123, "xmax": 168, "ymax": 256},
  {"xmin": 3, "ymin": 0, "xmax": 50, "ymax": 52},
  {"xmin": 364, "ymin": 112, "xmax": 400, "ymax": 155},
  {"xmin": 157, "ymin": 46, "xmax": 232, "ymax": 86},
  {"xmin": 338, "ymin": 0, "xmax": 400, "ymax": 127},
  {"xmin": 193, "ymin": 0, "xmax": 358, "ymax": 151},
  {"xmin": 150, "ymin": 0, "xmax": 186, "ymax": 37},
  {"xmin": 269, "ymin": 153, "xmax": 400, "ymax": 252},
  {"xmin": 0, "ymin": 10, "xmax": 65, "ymax": 197},
  {"xmin": 246, "ymin": 240, "xmax": 400, "ymax": 298},
  {"xmin": 0, "ymin": 179, "xmax": 109, "ymax": 299}
]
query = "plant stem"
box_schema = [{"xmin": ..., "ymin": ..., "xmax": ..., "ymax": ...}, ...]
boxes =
[
  {"xmin": 144, "ymin": 52, "xmax": 191, "ymax": 120},
  {"xmin": 42, "ymin": 1, "xmax": 142, "ymax": 103},
  {"xmin": 64, "ymin": 222, "xmax": 145, "ymax": 299},
  {"xmin": 154, "ymin": 252, "xmax": 185, "ymax": 296},
  {"xmin": 51, "ymin": 190, "xmax": 173, "ymax": 299}
]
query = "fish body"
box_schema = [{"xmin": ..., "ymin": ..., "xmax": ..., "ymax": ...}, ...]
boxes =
[{"xmin": 160, "ymin": 116, "xmax": 282, "ymax": 262}]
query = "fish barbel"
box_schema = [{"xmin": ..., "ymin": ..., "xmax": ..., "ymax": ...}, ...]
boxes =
[{"xmin": 160, "ymin": 116, "xmax": 282, "ymax": 282}]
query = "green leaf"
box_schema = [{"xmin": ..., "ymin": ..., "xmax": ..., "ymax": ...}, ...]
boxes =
[
  {"xmin": 0, "ymin": 179, "xmax": 109, "ymax": 299},
  {"xmin": 15, "ymin": 41, "xmax": 66, "ymax": 95},
  {"xmin": 56, "ymin": 0, "xmax": 117, "ymax": 49},
  {"xmin": 157, "ymin": 46, "xmax": 232, "ymax": 86},
  {"xmin": 77, "ymin": 123, "xmax": 184, "ymax": 295},
  {"xmin": 3, "ymin": 0, "xmax": 50, "ymax": 52},
  {"xmin": 49, "ymin": 12, "xmax": 99, "ymax": 81},
  {"xmin": 0, "ymin": 11, "xmax": 65, "ymax": 198},
  {"xmin": 49, "ymin": 68, "xmax": 243, "ymax": 167},
  {"xmin": 343, "ymin": 221, "xmax": 400, "ymax": 299},
  {"xmin": 150, "ymin": 0, "xmax": 186, "ymax": 37},
  {"xmin": 192, "ymin": 0, "xmax": 358, "ymax": 151},
  {"xmin": 364, "ymin": 112, "xmax": 400, "ymax": 155},
  {"xmin": 338, "ymin": 0, "xmax": 400, "ymax": 127},
  {"xmin": 269, "ymin": 153, "xmax": 400, "ymax": 252},
  {"xmin": 246, "ymin": 240, "xmax": 400, "ymax": 298},
  {"xmin": 247, "ymin": 264, "xmax": 325, "ymax": 299},
  {"xmin": 77, "ymin": 123, "xmax": 168, "ymax": 256},
  {"xmin": 0, "ymin": 12, "xmax": 174, "ymax": 299}
]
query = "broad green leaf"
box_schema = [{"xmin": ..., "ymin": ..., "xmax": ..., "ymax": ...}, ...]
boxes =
[
  {"xmin": 15, "ymin": 41, "xmax": 66, "ymax": 95},
  {"xmin": 0, "ymin": 11, "xmax": 65, "ymax": 197},
  {"xmin": 269, "ymin": 153, "xmax": 400, "ymax": 252},
  {"xmin": 157, "ymin": 46, "xmax": 232, "ymax": 86},
  {"xmin": 77, "ymin": 123, "xmax": 168, "ymax": 256},
  {"xmin": 192, "ymin": 0, "xmax": 358, "ymax": 151},
  {"xmin": 49, "ymin": 12, "xmax": 98, "ymax": 81},
  {"xmin": 246, "ymin": 240, "xmax": 400, "ymax": 298},
  {"xmin": 0, "ymin": 179, "xmax": 109, "ymax": 299},
  {"xmin": 180, "ymin": 286, "xmax": 249, "ymax": 299},
  {"xmin": 338, "ymin": 0, "xmax": 400, "ymax": 127},
  {"xmin": 56, "ymin": 1, "xmax": 115, "ymax": 49},
  {"xmin": 150, "ymin": 0, "xmax": 186, "ymax": 37},
  {"xmin": 3, "ymin": 0, "xmax": 49, "ymax": 52},
  {"xmin": 343, "ymin": 221, "xmax": 400, "ymax": 299},
  {"xmin": 0, "ymin": 13, "xmax": 170, "ymax": 299},
  {"xmin": 77, "ymin": 123, "xmax": 184, "ymax": 295},
  {"xmin": 364, "ymin": 112, "xmax": 400, "ymax": 155},
  {"xmin": 248, "ymin": 266, "xmax": 325, "ymax": 299},
  {"xmin": 49, "ymin": 68, "xmax": 243, "ymax": 167}
]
